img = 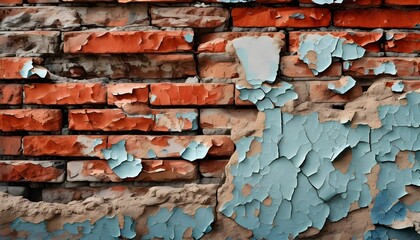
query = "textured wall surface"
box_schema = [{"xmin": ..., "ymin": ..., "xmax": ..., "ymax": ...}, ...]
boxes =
[{"xmin": 0, "ymin": 0, "xmax": 419, "ymax": 239}]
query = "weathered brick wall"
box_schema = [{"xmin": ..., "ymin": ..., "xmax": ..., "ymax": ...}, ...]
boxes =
[{"xmin": 0, "ymin": 0, "xmax": 419, "ymax": 239}]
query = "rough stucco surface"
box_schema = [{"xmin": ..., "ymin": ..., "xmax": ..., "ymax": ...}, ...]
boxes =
[{"xmin": 0, "ymin": 0, "xmax": 419, "ymax": 239}]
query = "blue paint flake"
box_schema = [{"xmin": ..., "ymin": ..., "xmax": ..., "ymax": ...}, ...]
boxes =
[
  {"xmin": 180, "ymin": 141, "xmax": 211, "ymax": 161},
  {"xmin": 101, "ymin": 140, "xmax": 142, "ymax": 179},
  {"xmin": 19, "ymin": 60, "xmax": 48, "ymax": 78},
  {"xmin": 328, "ymin": 76, "xmax": 357, "ymax": 94}
]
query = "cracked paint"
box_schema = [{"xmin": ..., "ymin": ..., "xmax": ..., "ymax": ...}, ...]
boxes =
[
  {"xmin": 180, "ymin": 141, "xmax": 211, "ymax": 161},
  {"xmin": 144, "ymin": 207, "xmax": 214, "ymax": 240},
  {"xmin": 101, "ymin": 140, "xmax": 142, "ymax": 179},
  {"xmin": 311, "ymin": 0, "xmax": 343, "ymax": 4},
  {"xmin": 19, "ymin": 60, "xmax": 48, "ymax": 78},
  {"xmin": 298, "ymin": 34, "xmax": 365, "ymax": 75},
  {"xmin": 328, "ymin": 76, "xmax": 356, "ymax": 94},
  {"xmin": 372, "ymin": 62, "xmax": 397, "ymax": 75}
]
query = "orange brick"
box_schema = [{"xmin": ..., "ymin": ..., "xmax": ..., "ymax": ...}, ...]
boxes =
[
  {"xmin": 63, "ymin": 31, "xmax": 193, "ymax": 54},
  {"xmin": 23, "ymin": 135, "xmax": 107, "ymax": 157},
  {"xmin": 309, "ymin": 81, "xmax": 363, "ymax": 103},
  {"xmin": 198, "ymin": 53, "xmax": 239, "ymax": 80},
  {"xmin": 24, "ymin": 83, "xmax": 106, "ymax": 105},
  {"xmin": 0, "ymin": 57, "xmax": 42, "ymax": 79},
  {"xmin": 200, "ymin": 108, "xmax": 258, "ymax": 133},
  {"xmin": 150, "ymin": 83, "xmax": 234, "ymax": 106},
  {"xmin": 385, "ymin": 32, "xmax": 420, "ymax": 54},
  {"xmin": 0, "ymin": 136, "xmax": 21, "ymax": 155},
  {"xmin": 334, "ymin": 9, "xmax": 420, "ymax": 29},
  {"xmin": 107, "ymin": 83, "xmax": 149, "ymax": 105},
  {"xmin": 67, "ymin": 160, "xmax": 197, "ymax": 182},
  {"xmin": 232, "ymin": 7, "xmax": 331, "ymax": 28},
  {"xmin": 0, "ymin": 84, "xmax": 22, "ymax": 104},
  {"xmin": 0, "ymin": 109, "xmax": 62, "ymax": 131},
  {"xmin": 0, "ymin": 0, "xmax": 22, "ymax": 5},
  {"xmin": 0, "ymin": 160, "xmax": 64, "ymax": 182},
  {"xmin": 280, "ymin": 55, "xmax": 342, "ymax": 79},
  {"xmin": 199, "ymin": 160, "xmax": 228, "ymax": 178},
  {"xmin": 385, "ymin": 0, "xmax": 420, "ymax": 5},
  {"xmin": 344, "ymin": 57, "xmax": 420, "ymax": 77},
  {"xmin": 299, "ymin": 0, "xmax": 381, "ymax": 5},
  {"xmin": 108, "ymin": 135, "xmax": 234, "ymax": 159},
  {"xmin": 288, "ymin": 31, "xmax": 383, "ymax": 53},
  {"xmin": 69, "ymin": 109, "xmax": 198, "ymax": 132}
]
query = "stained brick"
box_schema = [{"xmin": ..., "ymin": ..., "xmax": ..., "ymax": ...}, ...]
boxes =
[
  {"xmin": 0, "ymin": 31, "xmax": 60, "ymax": 55},
  {"xmin": 67, "ymin": 160, "xmax": 197, "ymax": 182},
  {"xmin": 198, "ymin": 53, "xmax": 239, "ymax": 81},
  {"xmin": 199, "ymin": 160, "xmax": 228, "ymax": 178},
  {"xmin": 108, "ymin": 135, "xmax": 234, "ymax": 159},
  {"xmin": 0, "ymin": 109, "xmax": 62, "ymax": 131},
  {"xmin": 232, "ymin": 7, "xmax": 331, "ymax": 28},
  {"xmin": 63, "ymin": 31, "xmax": 193, "ymax": 54},
  {"xmin": 150, "ymin": 83, "xmax": 235, "ymax": 106},
  {"xmin": 0, "ymin": 84, "xmax": 22, "ymax": 104},
  {"xmin": 0, "ymin": 160, "xmax": 65, "ymax": 182},
  {"xmin": 24, "ymin": 83, "xmax": 106, "ymax": 105},
  {"xmin": 0, "ymin": 136, "xmax": 21, "ymax": 155},
  {"xmin": 23, "ymin": 135, "xmax": 107, "ymax": 157},
  {"xmin": 200, "ymin": 108, "xmax": 258, "ymax": 133}
]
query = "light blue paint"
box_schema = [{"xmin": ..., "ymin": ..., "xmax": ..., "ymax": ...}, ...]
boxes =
[
  {"xmin": 289, "ymin": 13, "xmax": 305, "ymax": 19},
  {"xmin": 328, "ymin": 76, "xmax": 356, "ymax": 94},
  {"xmin": 373, "ymin": 62, "xmax": 397, "ymax": 75},
  {"xmin": 364, "ymin": 226, "xmax": 419, "ymax": 240},
  {"xmin": 144, "ymin": 207, "xmax": 214, "ymax": 240},
  {"xmin": 180, "ymin": 141, "xmax": 211, "ymax": 161},
  {"xmin": 184, "ymin": 33, "xmax": 194, "ymax": 43},
  {"xmin": 147, "ymin": 149, "xmax": 157, "ymax": 159},
  {"xmin": 7, "ymin": 215, "xmax": 136, "ymax": 239},
  {"xmin": 19, "ymin": 60, "xmax": 48, "ymax": 78},
  {"xmin": 217, "ymin": 0, "xmax": 254, "ymax": 2},
  {"xmin": 312, "ymin": 0, "xmax": 343, "ymax": 4},
  {"xmin": 391, "ymin": 81, "xmax": 404, "ymax": 92},
  {"xmin": 175, "ymin": 112, "xmax": 198, "ymax": 130},
  {"xmin": 298, "ymin": 34, "xmax": 365, "ymax": 75},
  {"xmin": 102, "ymin": 140, "xmax": 142, "ymax": 179}
]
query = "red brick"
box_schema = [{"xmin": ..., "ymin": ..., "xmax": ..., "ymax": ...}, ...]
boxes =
[
  {"xmin": 69, "ymin": 109, "xmax": 198, "ymax": 132},
  {"xmin": 0, "ymin": 0, "xmax": 22, "ymax": 5},
  {"xmin": 108, "ymin": 135, "xmax": 234, "ymax": 159},
  {"xmin": 151, "ymin": 7, "xmax": 229, "ymax": 28},
  {"xmin": 385, "ymin": 0, "xmax": 420, "ymax": 5},
  {"xmin": 344, "ymin": 57, "xmax": 420, "ymax": 77},
  {"xmin": 0, "ymin": 109, "xmax": 62, "ymax": 131},
  {"xmin": 385, "ymin": 80, "xmax": 420, "ymax": 93},
  {"xmin": 280, "ymin": 55, "xmax": 342, "ymax": 79},
  {"xmin": 23, "ymin": 135, "xmax": 107, "ymax": 157},
  {"xmin": 0, "ymin": 31, "xmax": 60, "ymax": 55},
  {"xmin": 232, "ymin": 7, "xmax": 331, "ymax": 28},
  {"xmin": 67, "ymin": 160, "xmax": 197, "ymax": 182},
  {"xmin": 309, "ymin": 81, "xmax": 363, "ymax": 103},
  {"xmin": 198, "ymin": 53, "xmax": 239, "ymax": 80},
  {"xmin": 198, "ymin": 32, "xmax": 286, "ymax": 53},
  {"xmin": 63, "ymin": 31, "xmax": 193, "ymax": 54},
  {"xmin": 0, "ymin": 136, "xmax": 21, "ymax": 155},
  {"xmin": 203, "ymin": 0, "xmax": 292, "ymax": 2},
  {"xmin": 150, "ymin": 83, "xmax": 234, "ymax": 106},
  {"xmin": 288, "ymin": 31, "xmax": 383, "ymax": 53},
  {"xmin": 0, "ymin": 57, "xmax": 42, "ymax": 79},
  {"xmin": 0, "ymin": 84, "xmax": 22, "ymax": 104},
  {"xmin": 0, "ymin": 160, "xmax": 65, "ymax": 182},
  {"xmin": 385, "ymin": 32, "xmax": 420, "ymax": 54},
  {"xmin": 28, "ymin": 0, "xmax": 59, "ymax": 3},
  {"xmin": 299, "ymin": 0, "xmax": 381, "ymax": 5},
  {"xmin": 235, "ymin": 88, "xmax": 254, "ymax": 106},
  {"xmin": 334, "ymin": 9, "xmax": 420, "ymax": 29},
  {"xmin": 107, "ymin": 83, "xmax": 149, "ymax": 106},
  {"xmin": 118, "ymin": 0, "xmax": 193, "ymax": 2},
  {"xmin": 200, "ymin": 108, "xmax": 258, "ymax": 133},
  {"xmin": 24, "ymin": 83, "xmax": 106, "ymax": 105},
  {"xmin": 199, "ymin": 160, "xmax": 228, "ymax": 178},
  {"xmin": 44, "ymin": 54, "xmax": 196, "ymax": 79}
]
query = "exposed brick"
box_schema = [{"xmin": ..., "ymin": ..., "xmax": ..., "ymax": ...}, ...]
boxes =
[
  {"xmin": 63, "ymin": 31, "xmax": 193, "ymax": 54},
  {"xmin": 0, "ymin": 0, "xmax": 22, "ymax": 6},
  {"xmin": 118, "ymin": 0, "xmax": 193, "ymax": 2},
  {"xmin": 280, "ymin": 55, "xmax": 342, "ymax": 79},
  {"xmin": 24, "ymin": 83, "xmax": 106, "ymax": 105},
  {"xmin": 385, "ymin": 0, "xmax": 420, "ymax": 5},
  {"xmin": 385, "ymin": 32, "xmax": 420, "ymax": 54},
  {"xmin": 200, "ymin": 108, "xmax": 258, "ymax": 133},
  {"xmin": 198, "ymin": 32, "xmax": 286, "ymax": 53},
  {"xmin": 344, "ymin": 57, "xmax": 420, "ymax": 77},
  {"xmin": 199, "ymin": 160, "xmax": 228, "ymax": 178},
  {"xmin": 107, "ymin": 83, "xmax": 149, "ymax": 106},
  {"xmin": 0, "ymin": 84, "xmax": 22, "ymax": 104},
  {"xmin": 288, "ymin": 31, "xmax": 383, "ymax": 53},
  {"xmin": 108, "ymin": 135, "xmax": 234, "ymax": 159},
  {"xmin": 234, "ymin": 88, "xmax": 254, "ymax": 106},
  {"xmin": 0, "ymin": 57, "xmax": 42, "ymax": 79},
  {"xmin": 151, "ymin": 7, "xmax": 229, "ymax": 28},
  {"xmin": 309, "ymin": 81, "xmax": 363, "ymax": 103},
  {"xmin": 28, "ymin": 0, "xmax": 59, "ymax": 3},
  {"xmin": 67, "ymin": 160, "xmax": 197, "ymax": 182},
  {"xmin": 0, "ymin": 160, "xmax": 65, "ymax": 182},
  {"xmin": 198, "ymin": 53, "xmax": 239, "ymax": 81},
  {"xmin": 0, "ymin": 109, "xmax": 62, "ymax": 131},
  {"xmin": 299, "ymin": 0, "xmax": 381, "ymax": 5},
  {"xmin": 203, "ymin": 0, "xmax": 292, "ymax": 2},
  {"xmin": 44, "ymin": 54, "xmax": 196, "ymax": 79},
  {"xmin": 232, "ymin": 7, "xmax": 331, "ymax": 28},
  {"xmin": 0, "ymin": 6, "xmax": 148, "ymax": 30},
  {"xmin": 385, "ymin": 80, "xmax": 420, "ymax": 93},
  {"xmin": 0, "ymin": 136, "xmax": 21, "ymax": 155},
  {"xmin": 334, "ymin": 9, "xmax": 420, "ymax": 29},
  {"xmin": 23, "ymin": 135, "xmax": 107, "ymax": 157},
  {"xmin": 0, "ymin": 31, "xmax": 59, "ymax": 55},
  {"xmin": 42, "ymin": 186, "xmax": 150, "ymax": 203},
  {"xmin": 150, "ymin": 83, "xmax": 235, "ymax": 106},
  {"xmin": 69, "ymin": 109, "xmax": 198, "ymax": 132}
]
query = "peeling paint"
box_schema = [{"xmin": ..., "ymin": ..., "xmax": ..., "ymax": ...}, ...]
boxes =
[
  {"xmin": 101, "ymin": 140, "xmax": 142, "ymax": 179},
  {"xmin": 184, "ymin": 33, "xmax": 194, "ymax": 43},
  {"xmin": 328, "ymin": 76, "xmax": 356, "ymax": 94},
  {"xmin": 391, "ymin": 81, "xmax": 404, "ymax": 93},
  {"xmin": 298, "ymin": 34, "xmax": 365, "ymax": 75},
  {"xmin": 311, "ymin": 0, "xmax": 343, "ymax": 4},
  {"xmin": 372, "ymin": 62, "xmax": 397, "ymax": 75},
  {"xmin": 19, "ymin": 60, "xmax": 48, "ymax": 78},
  {"xmin": 180, "ymin": 141, "xmax": 211, "ymax": 161}
]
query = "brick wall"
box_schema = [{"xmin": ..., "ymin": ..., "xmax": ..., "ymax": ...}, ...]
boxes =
[{"xmin": 0, "ymin": 0, "xmax": 419, "ymax": 239}]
